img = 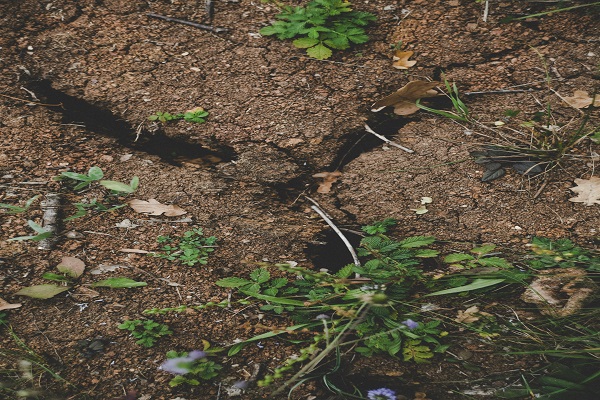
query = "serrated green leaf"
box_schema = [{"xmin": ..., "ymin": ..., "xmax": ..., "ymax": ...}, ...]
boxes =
[
  {"xmin": 444, "ymin": 253, "xmax": 475, "ymax": 263},
  {"xmin": 398, "ymin": 236, "xmax": 435, "ymax": 248},
  {"xmin": 91, "ymin": 278, "xmax": 147, "ymax": 288},
  {"xmin": 306, "ymin": 43, "xmax": 332, "ymax": 59},
  {"xmin": 215, "ymin": 277, "xmax": 252, "ymax": 288},
  {"xmin": 425, "ymin": 279, "xmax": 506, "ymax": 296},
  {"xmin": 250, "ymin": 268, "xmax": 270, "ymax": 284},
  {"xmin": 477, "ymin": 257, "xmax": 512, "ymax": 269},
  {"xmin": 414, "ymin": 249, "xmax": 439, "ymax": 258},
  {"xmin": 471, "ymin": 244, "xmax": 496, "ymax": 256},
  {"xmin": 293, "ymin": 37, "xmax": 319, "ymax": 48},
  {"xmin": 15, "ymin": 284, "xmax": 70, "ymax": 299}
]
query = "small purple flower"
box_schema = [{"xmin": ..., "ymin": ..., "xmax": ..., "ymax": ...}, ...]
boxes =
[
  {"xmin": 401, "ymin": 319, "xmax": 419, "ymax": 330},
  {"xmin": 160, "ymin": 351, "xmax": 206, "ymax": 375},
  {"xmin": 367, "ymin": 387, "xmax": 397, "ymax": 400}
]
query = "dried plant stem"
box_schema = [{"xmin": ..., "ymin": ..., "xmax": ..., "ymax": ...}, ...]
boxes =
[
  {"xmin": 305, "ymin": 197, "xmax": 360, "ymax": 268},
  {"xmin": 146, "ymin": 13, "xmax": 228, "ymax": 33},
  {"xmin": 364, "ymin": 124, "xmax": 414, "ymax": 153}
]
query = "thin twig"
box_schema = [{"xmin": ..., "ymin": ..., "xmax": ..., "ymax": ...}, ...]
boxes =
[
  {"xmin": 305, "ymin": 197, "xmax": 360, "ymax": 268},
  {"xmin": 0, "ymin": 93, "xmax": 62, "ymax": 107},
  {"xmin": 482, "ymin": 0, "xmax": 490, "ymax": 22},
  {"xmin": 146, "ymin": 13, "xmax": 228, "ymax": 33},
  {"xmin": 364, "ymin": 123, "xmax": 414, "ymax": 153}
]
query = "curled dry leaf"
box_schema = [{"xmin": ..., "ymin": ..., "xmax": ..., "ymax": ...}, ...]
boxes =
[
  {"xmin": 569, "ymin": 177, "xmax": 600, "ymax": 206},
  {"xmin": 455, "ymin": 305, "xmax": 481, "ymax": 323},
  {"xmin": 312, "ymin": 171, "xmax": 342, "ymax": 193},
  {"xmin": 371, "ymin": 80, "xmax": 440, "ymax": 115},
  {"xmin": 0, "ymin": 296, "xmax": 22, "ymax": 311},
  {"xmin": 128, "ymin": 199, "xmax": 187, "ymax": 216},
  {"xmin": 563, "ymin": 90, "xmax": 600, "ymax": 109},
  {"xmin": 392, "ymin": 50, "xmax": 417, "ymax": 69}
]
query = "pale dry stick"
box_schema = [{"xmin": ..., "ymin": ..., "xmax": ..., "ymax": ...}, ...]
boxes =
[
  {"xmin": 364, "ymin": 123, "xmax": 414, "ymax": 153},
  {"xmin": 482, "ymin": 0, "xmax": 490, "ymax": 22},
  {"xmin": 146, "ymin": 12, "xmax": 228, "ymax": 33},
  {"xmin": 550, "ymin": 88, "xmax": 585, "ymax": 115},
  {"xmin": 38, "ymin": 193, "xmax": 61, "ymax": 251},
  {"xmin": 305, "ymin": 197, "xmax": 360, "ymax": 268}
]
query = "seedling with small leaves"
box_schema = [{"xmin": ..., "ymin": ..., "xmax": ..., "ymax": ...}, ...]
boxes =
[
  {"xmin": 64, "ymin": 198, "xmax": 126, "ymax": 221},
  {"xmin": 259, "ymin": 0, "xmax": 376, "ymax": 60},
  {"xmin": 8, "ymin": 220, "xmax": 52, "ymax": 242},
  {"xmin": 55, "ymin": 166, "xmax": 104, "ymax": 191},
  {"xmin": 153, "ymin": 228, "xmax": 217, "ymax": 267},
  {"xmin": 0, "ymin": 195, "xmax": 41, "ymax": 214},
  {"xmin": 148, "ymin": 107, "xmax": 209, "ymax": 124},
  {"xmin": 118, "ymin": 319, "xmax": 172, "ymax": 348}
]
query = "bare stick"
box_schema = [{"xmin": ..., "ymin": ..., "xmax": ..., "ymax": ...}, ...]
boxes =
[
  {"xmin": 305, "ymin": 197, "xmax": 360, "ymax": 268},
  {"xmin": 37, "ymin": 193, "xmax": 61, "ymax": 251},
  {"xmin": 464, "ymin": 89, "xmax": 534, "ymax": 95},
  {"xmin": 482, "ymin": 0, "xmax": 490, "ymax": 23},
  {"xmin": 364, "ymin": 123, "xmax": 414, "ymax": 153},
  {"xmin": 147, "ymin": 13, "xmax": 228, "ymax": 33}
]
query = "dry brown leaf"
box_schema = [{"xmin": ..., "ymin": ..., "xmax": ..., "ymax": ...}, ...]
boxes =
[
  {"xmin": 569, "ymin": 177, "xmax": 600, "ymax": 206},
  {"xmin": 0, "ymin": 296, "xmax": 22, "ymax": 311},
  {"xmin": 128, "ymin": 199, "xmax": 187, "ymax": 216},
  {"xmin": 455, "ymin": 305, "xmax": 481, "ymax": 323},
  {"xmin": 563, "ymin": 90, "xmax": 600, "ymax": 109},
  {"xmin": 312, "ymin": 171, "xmax": 342, "ymax": 193},
  {"xmin": 392, "ymin": 50, "xmax": 417, "ymax": 70},
  {"xmin": 57, "ymin": 256, "xmax": 85, "ymax": 278},
  {"xmin": 371, "ymin": 80, "xmax": 440, "ymax": 115}
]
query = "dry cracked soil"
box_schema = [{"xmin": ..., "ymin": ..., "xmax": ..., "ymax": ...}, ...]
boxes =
[{"xmin": 1, "ymin": 0, "xmax": 599, "ymax": 399}]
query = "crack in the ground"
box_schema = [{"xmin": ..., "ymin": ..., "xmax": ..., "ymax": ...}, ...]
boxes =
[{"xmin": 27, "ymin": 79, "xmax": 237, "ymax": 166}]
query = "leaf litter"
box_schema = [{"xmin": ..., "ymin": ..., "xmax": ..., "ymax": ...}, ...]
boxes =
[
  {"xmin": 371, "ymin": 80, "xmax": 440, "ymax": 115},
  {"xmin": 568, "ymin": 177, "xmax": 600, "ymax": 206},
  {"xmin": 392, "ymin": 49, "xmax": 417, "ymax": 69},
  {"xmin": 128, "ymin": 199, "xmax": 187, "ymax": 216}
]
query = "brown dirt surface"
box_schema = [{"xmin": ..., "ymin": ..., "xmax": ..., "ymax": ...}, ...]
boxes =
[{"xmin": 1, "ymin": 0, "xmax": 599, "ymax": 399}]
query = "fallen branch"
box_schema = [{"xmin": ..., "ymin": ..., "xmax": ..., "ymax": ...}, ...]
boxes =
[
  {"xmin": 364, "ymin": 124, "xmax": 414, "ymax": 153},
  {"xmin": 146, "ymin": 12, "xmax": 228, "ymax": 33}
]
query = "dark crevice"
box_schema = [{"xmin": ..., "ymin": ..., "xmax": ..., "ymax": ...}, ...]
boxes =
[
  {"xmin": 305, "ymin": 229, "xmax": 363, "ymax": 273},
  {"xmin": 331, "ymin": 117, "xmax": 411, "ymax": 170},
  {"xmin": 27, "ymin": 80, "xmax": 236, "ymax": 166}
]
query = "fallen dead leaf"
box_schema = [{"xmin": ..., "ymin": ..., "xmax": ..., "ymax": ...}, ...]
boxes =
[
  {"xmin": 455, "ymin": 305, "xmax": 481, "ymax": 324},
  {"xmin": 392, "ymin": 50, "xmax": 417, "ymax": 69},
  {"xmin": 128, "ymin": 199, "xmax": 187, "ymax": 216},
  {"xmin": 569, "ymin": 177, "xmax": 600, "ymax": 206},
  {"xmin": 371, "ymin": 80, "xmax": 440, "ymax": 115},
  {"xmin": 312, "ymin": 171, "xmax": 342, "ymax": 193},
  {"xmin": 563, "ymin": 90, "xmax": 600, "ymax": 109},
  {"xmin": 0, "ymin": 296, "xmax": 22, "ymax": 311},
  {"xmin": 57, "ymin": 256, "xmax": 85, "ymax": 278}
]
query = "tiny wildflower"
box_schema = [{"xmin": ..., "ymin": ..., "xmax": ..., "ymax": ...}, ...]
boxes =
[
  {"xmin": 367, "ymin": 387, "xmax": 397, "ymax": 400},
  {"xmin": 160, "ymin": 350, "xmax": 206, "ymax": 375},
  {"xmin": 401, "ymin": 319, "xmax": 418, "ymax": 330}
]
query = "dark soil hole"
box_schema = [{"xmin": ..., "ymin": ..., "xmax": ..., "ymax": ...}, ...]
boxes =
[
  {"xmin": 332, "ymin": 118, "xmax": 410, "ymax": 170},
  {"xmin": 27, "ymin": 80, "xmax": 236, "ymax": 166},
  {"xmin": 305, "ymin": 229, "xmax": 363, "ymax": 273}
]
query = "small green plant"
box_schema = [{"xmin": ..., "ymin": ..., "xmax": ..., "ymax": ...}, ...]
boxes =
[
  {"xmin": 55, "ymin": 166, "xmax": 138, "ymax": 195},
  {"xmin": 55, "ymin": 166, "xmax": 104, "ymax": 190},
  {"xmin": 214, "ymin": 220, "xmax": 449, "ymax": 392},
  {"xmin": 148, "ymin": 107, "xmax": 209, "ymax": 124},
  {"xmin": 64, "ymin": 198, "xmax": 126, "ymax": 221},
  {"xmin": 118, "ymin": 319, "xmax": 172, "ymax": 347},
  {"xmin": 8, "ymin": 220, "xmax": 52, "ymax": 242},
  {"xmin": 161, "ymin": 345, "xmax": 223, "ymax": 387},
  {"xmin": 416, "ymin": 79, "xmax": 470, "ymax": 122},
  {"xmin": 0, "ymin": 195, "xmax": 41, "ymax": 214},
  {"xmin": 259, "ymin": 0, "xmax": 376, "ymax": 60},
  {"xmin": 153, "ymin": 228, "xmax": 217, "ymax": 267},
  {"xmin": 526, "ymin": 237, "xmax": 600, "ymax": 272}
]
